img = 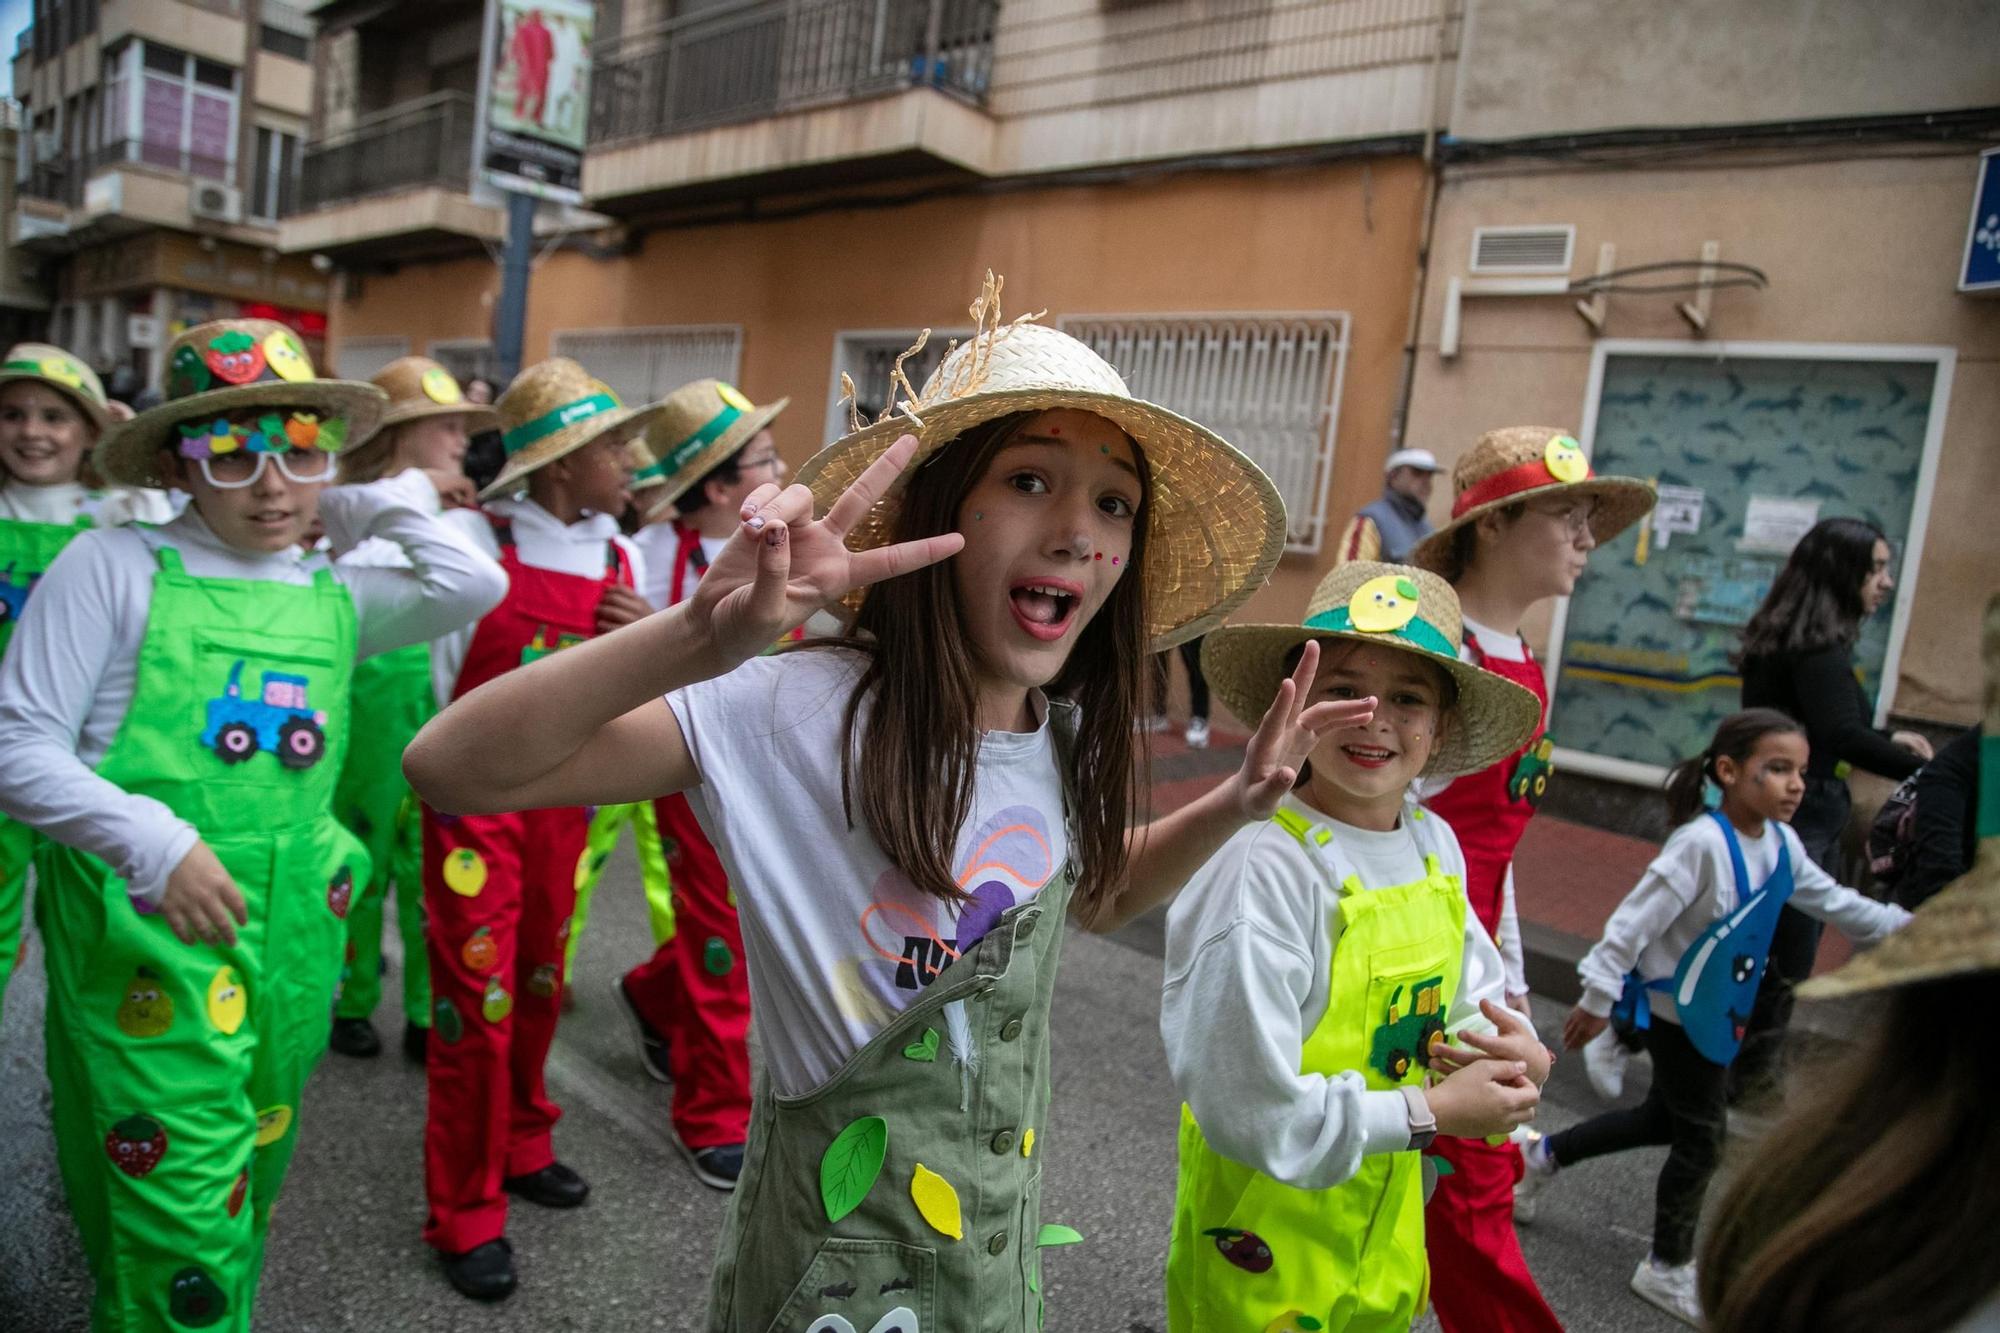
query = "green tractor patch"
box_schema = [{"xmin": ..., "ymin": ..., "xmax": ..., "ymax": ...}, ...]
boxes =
[{"xmin": 1369, "ymin": 975, "xmax": 1446, "ymax": 1082}]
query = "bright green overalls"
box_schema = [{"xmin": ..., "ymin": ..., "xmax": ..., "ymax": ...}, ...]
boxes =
[
  {"xmin": 0, "ymin": 512, "xmax": 92, "ymax": 1016},
  {"xmin": 331, "ymin": 641, "xmax": 433, "ymax": 1028},
  {"xmin": 1168, "ymin": 805, "xmax": 1466, "ymax": 1333},
  {"xmin": 36, "ymin": 544, "xmax": 368, "ymax": 1332}
]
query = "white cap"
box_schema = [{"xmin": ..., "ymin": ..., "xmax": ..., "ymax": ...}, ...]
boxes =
[{"xmin": 1384, "ymin": 448, "xmax": 1443, "ymax": 474}]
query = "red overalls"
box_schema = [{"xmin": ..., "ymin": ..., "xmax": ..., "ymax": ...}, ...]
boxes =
[
  {"xmin": 620, "ymin": 525, "xmax": 753, "ymax": 1150},
  {"xmin": 420, "ymin": 516, "xmax": 631, "ymax": 1254},
  {"xmin": 1421, "ymin": 635, "xmax": 1566, "ymax": 1333}
]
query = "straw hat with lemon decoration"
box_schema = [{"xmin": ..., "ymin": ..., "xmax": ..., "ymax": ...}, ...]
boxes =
[
  {"xmin": 633, "ymin": 378, "xmax": 790, "ymax": 518},
  {"xmin": 0, "ymin": 343, "xmax": 112, "ymax": 431},
  {"xmin": 1200, "ymin": 562, "xmax": 1544, "ymax": 778},
  {"xmin": 478, "ymin": 357, "xmax": 665, "ymax": 501},
  {"xmin": 368, "ymin": 356, "xmax": 500, "ymax": 435}
]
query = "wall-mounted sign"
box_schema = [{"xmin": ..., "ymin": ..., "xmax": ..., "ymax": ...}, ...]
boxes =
[
  {"xmin": 474, "ymin": 0, "xmax": 594, "ymax": 204},
  {"xmin": 1961, "ymin": 146, "xmax": 2000, "ymax": 294}
]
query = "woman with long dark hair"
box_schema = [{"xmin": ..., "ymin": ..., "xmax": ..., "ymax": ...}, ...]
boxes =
[{"xmin": 1734, "ymin": 516, "xmax": 1931, "ymax": 1095}]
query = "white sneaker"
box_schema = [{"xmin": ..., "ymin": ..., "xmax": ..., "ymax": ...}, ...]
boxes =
[
  {"xmin": 1629, "ymin": 1255, "xmax": 1703, "ymax": 1327},
  {"xmin": 1584, "ymin": 1027, "xmax": 1632, "ymax": 1100},
  {"xmin": 1512, "ymin": 1131, "xmax": 1555, "ymax": 1226},
  {"xmin": 1185, "ymin": 717, "xmax": 1211, "ymax": 749}
]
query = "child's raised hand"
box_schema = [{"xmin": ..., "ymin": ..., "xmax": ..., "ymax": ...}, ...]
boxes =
[
  {"xmin": 1424, "ymin": 1059, "xmax": 1540, "ymax": 1140},
  {"xmin": 595, "ymin": 584, "xmax": 654, "ymax": 633},
  {"xmin": 1427, "ymin": 999, "xmax": 1553, "ymax": 1086},
  {"xmin": 1226, "ymin": 639, "xmax": 1375, "ymax": 821},
  {"xmin": 1562, "ymin": 1005, "xmax": 1609, "ymax": 1052},
  {"xmin": 693, "ymin": 434, "xmax": 964, "ymax": 667},
  {"xmin": 159, "ymin": 842, "xmax": 249, "ymax": 948}
]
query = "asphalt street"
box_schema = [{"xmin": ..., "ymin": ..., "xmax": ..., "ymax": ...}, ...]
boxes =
[{"xmin": 2, "ymin": 843, "xmax": 1692, "ymax": 1332}]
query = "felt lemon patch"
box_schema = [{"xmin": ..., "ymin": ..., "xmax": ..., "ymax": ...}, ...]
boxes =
[
  {"xmin": 421, "ymin": 367, "xmax": 463, "ymax": 404},
  {"xmin": 443, "ymin": 848, "xmax": 487, "ymax": 897},
  {"xmin": 254, "ymin": 1104, "xmax": 292, "ymax": 1147},
  {"xmin": 910, "ymin": 1163, "xmax": 963, "ymax": 1239},
  {"xmin": 717, "ymin": 383, "xmax": 754, "ymax": 412},
  {"xmin": 1544, "ymin": 433, "xmax": 1587, "ymax": 483},
  {"xmin": 1349, "ymin": 575, "xmax": 1422, "ymax": 633},
  {"xmin": 207, "ymin": 966, "xmax": 246, "ymax": 1035},
  {"xmin": 264, "ymin": 330, "xmax": 313, "ymax": 382},
  {"xmin": 38, "ymin": 356, "xmax": 84, "ymax": 388}
]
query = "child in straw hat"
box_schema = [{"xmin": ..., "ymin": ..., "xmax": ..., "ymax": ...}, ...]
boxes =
[
  {"xmin": 1165, "ymin": 561, "xmax": 1550, "ymax": 1331},
  {"xmin": 414, "ymin": 355, "xmax": 659, "ymax": 1301},
  {"xmin": 1408, "ymin": 423, "xmax": 1654, "ymax": 1333},
  {"xmin": 405, "ymin": 274, "xmax": 1354, "ymax": 1332},
  {"xmin": 1511, "ymin": 707, "xmax": 1907, "ymax": 1325},
  {"xmin": 324, "ymin": 356, "xmax": 497, "ymax": 1064},
  {"xmin": 0, "ymin": 318, "xmax": 505, "ymax": 1332},
  {"xmin": 1699, "ymin": 597, "xmax": 2000, "ymax": 1333},
  {"xmin": 0, "ymin": 343, "xmax": 176, "ymax": 1016}
]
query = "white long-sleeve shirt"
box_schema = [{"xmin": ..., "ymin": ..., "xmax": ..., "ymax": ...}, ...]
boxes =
[
  {"xmin": 1576, "ymin": 815, "xmax": 1910, "ymax": 1022},
  {"xmin": 0, "ymin": 478, "xmax": 179, "ymax": 527},
  {"xmin": 1161, "ymin": 794, "xmax": 1530, "ymax": 1191},
  {"xmin": 427, "ymin": 498, "xmax": 645, "ymax": 706},
  {"xmin": 0, "ymin": 470, "xmax": 507, "ymax": 905}
]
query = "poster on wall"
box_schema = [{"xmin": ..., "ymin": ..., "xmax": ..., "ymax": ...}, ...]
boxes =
[
  {"xmin": 475, "ymin": 0, "xmax": 594, "ymax": 203},
  {"xmin": 1551, "ymin": 352, "xmax": 1941, "ymax": 774}
]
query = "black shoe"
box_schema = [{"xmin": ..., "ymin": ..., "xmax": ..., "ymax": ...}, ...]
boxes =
[
  {"xmin": 328, "ymin": 1017, "xmax": 381, "ymax": 1059},
  {"xmin": 678, "ymin": 1139, "xmax": 745, "ymax": 1191},
  {"xmin": 442, "ymin": 1239, "xmax": 516, "ymax": 1302},
  {"xmin": 403, "ymin": 1021, "xmax": 429, "ymax": 1064},
  {"xmin": 613, "ymin": 977, "xmax": 674, "ymax": 1084},
  {"xmin": 503, "ymin": 1162, "xmax": 590, "ymax": 1208}
]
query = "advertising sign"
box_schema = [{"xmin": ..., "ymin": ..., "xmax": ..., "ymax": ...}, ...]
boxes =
[{"xmin": 475, "ymin": 0, "xmax": 593, "ymax": 203}]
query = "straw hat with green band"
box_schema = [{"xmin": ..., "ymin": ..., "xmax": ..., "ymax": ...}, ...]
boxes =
[
  {"xmin": 369, "ymin": 356, "xmax": 500, "ymax": 434},
  {"xmin": 477, "ymin": 356, "xmax": 665, "ymax": 501},
  {"xmin": 96, "ymin": 319, "xmax": 386, "ymax": 489},
  {"xmin": 1799, "ymin": 591, "xmax": 2000, "ymax": 1000},
  {"xmin": 634, "ymin": 378, "xmax": 789, "ymax": 513},
  {"xmin": 0, "ymin": 343, "xmax": 112, "ymax": 431},
  {"xmin": 1200, "ymin": 561, "xmax": 1544, "ymax": 778}
]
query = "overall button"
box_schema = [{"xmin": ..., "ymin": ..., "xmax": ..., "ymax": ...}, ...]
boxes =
[
  {"xmin": 1000, "ymin": 1018, "xmax": 1024, "ymax": 1042},
  {"xmin": 990, "ymin": 1129, "xmax": 1016, "ymax": 1155},
  {"xmin": 987, "ymin": 1231, "xmax": 1009, "ymax": 1256},
  {"xmin": 1016, "ymin": 914, "xmax": 1037, "ymax": 941}
]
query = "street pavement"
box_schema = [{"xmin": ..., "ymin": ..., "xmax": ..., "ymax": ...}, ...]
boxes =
[{"xmin": 2, "ymin": 841, "xmax": 1692, "ymax": 1332}]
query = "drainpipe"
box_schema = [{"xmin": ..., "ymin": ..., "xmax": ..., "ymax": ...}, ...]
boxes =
[{"xmin": 1387, "ymin": 0, "xmax": 1453, "ymax": 451}]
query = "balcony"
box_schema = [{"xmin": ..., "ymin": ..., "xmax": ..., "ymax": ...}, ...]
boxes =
[{"xmin": 13, "ymin": 140, "xmax": 248, "ymax": 252}]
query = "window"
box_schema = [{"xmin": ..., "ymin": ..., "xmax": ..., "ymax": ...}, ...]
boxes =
[
  {"xmin": 333, "ymin": 336, "xmax": 410, "ymax": 381},
  {"xmin": 822, "ymin": 329, "xmax": 969, "ymax": 444},
  {"xmin": 550, "ymin": 326, "xmax": 742, "ymax": 405},
  {"xmin": 1057, "ymin": 313, "xmax": 1350, "ymax": 554},
  {"xmin": 258, "ymin": 25, "xmax": 311, "ymax": 62},
  {"xmin": 131, "ymin": 42, "xmax": 238, "ymax": 179},
  {"xmin": 250, "ymin": 126, "xmax": 300, "ymax": 221},
  {"xmin": 428, "ymin": 340, "xmax": 499, "ymax": 387}
]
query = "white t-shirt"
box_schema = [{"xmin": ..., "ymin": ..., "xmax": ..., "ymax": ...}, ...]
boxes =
[
  {"xmin": 667, "ymin": 647, "xmax": 1071, "ymax": 1095},
  {"xmin": 0, "ymin": 478, "xmax": 179, "ymax": 527},
  {"xmin": 1576, "ymin": 815, "xmax": 1910, "ymax": 1023}
]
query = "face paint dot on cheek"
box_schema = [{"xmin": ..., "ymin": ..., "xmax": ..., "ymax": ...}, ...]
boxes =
[{"xmin": 1111, "ymin": 556, "xmax": 1120, "ymax": 566}]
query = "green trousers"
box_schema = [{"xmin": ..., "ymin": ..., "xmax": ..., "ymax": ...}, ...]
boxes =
[
  {"xmin": 563, "ymin": 800, "xmax": 676, "ymax": 980},
  {"xmin": 0, "ymin": 815, "xmax": 32, "ymax": 1020}
]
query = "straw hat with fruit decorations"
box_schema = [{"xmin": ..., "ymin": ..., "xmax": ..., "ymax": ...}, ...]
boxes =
[
  {"xmin": 0, "ymin": 343, "xmax": 112, "ymax": 431},
  {"xmin": 1201, "ymin": 562, "xmax": 1544, "ymax": 777},
  {"xmin": 479, "ymin": 357, "xmax": 665, "ymax": 501},
  {"xmin": 1799, "ymin": 591, "xmax": 2000, "ymax": 1000},
  {"xmin": 369, "ymin": 356, "xmax": 500, "ymax": 435},
  {"xmin": 96, "ymin": 319, "xmax": 386, "ymax": 489},
  {"xmin": 634, "ymin": 378, "xmax": 790, "ymax": 519},
  {"xmin": 1410, "ymin": 426, "xmax": 1656, "ymax": 580},
  {"xmin": 795, "ymin": 273, "xmax": 1286, "ymax": 650}
]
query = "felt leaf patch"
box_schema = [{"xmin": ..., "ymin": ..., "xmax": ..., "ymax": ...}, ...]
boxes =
[
  {"xmin": 1022, "ymin": 1127, "xmax": 1035, "ymax": 1157},
  {"xmin": 901, "ymin": 1028, "xmax": 939, "ymax": 1062},
  {"xmin": 910, "ymin": 1163, "xmax": 963, "ymax": 1240},
  {"xmin": 1037, "ymin": 1223, "xmax": 1083, "ymax": 1248},
  {"xmin": 820, "ymin": 1116, "xmax": 887, "ymax": 1223}
]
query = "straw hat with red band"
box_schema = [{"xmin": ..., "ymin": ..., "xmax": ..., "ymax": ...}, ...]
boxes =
[
  {"xmin": 0, "ymin": 343, "xmax": 112, "ymax": 431},
  {"xmin": 1409, "ymin": 425, "xmax": 1655, "ymax": 580},
  {"xmin": 478, "ymin": 357, "xmax": 665, "ymax": 501},
  {"xmin": 369, "ymin": 356, "xmax": 500, "ymax": 434},
  {"xmin": 635, "ymin": 378, "xmax": 790, "ymax": 517}
]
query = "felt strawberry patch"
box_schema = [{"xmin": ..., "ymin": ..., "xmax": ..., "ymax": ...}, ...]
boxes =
[
  {"xmin": 106, "ymin": 1114, "xmax": 168, "ymax": 1178},
  {"xmin": 205, "ymin": 331, "xmax": 267, "ymax": 385}
]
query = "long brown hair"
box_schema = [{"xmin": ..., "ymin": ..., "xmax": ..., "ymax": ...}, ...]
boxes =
[
  {"xmin": 337, "ymin": 420, "xmax": 408, "ymax": 483},
  {"xmin": 826, "ymin": 411, "xmax": 1151, "ymax": 914},
  {"xmin": 1699, "ymin": 970, "xmax": 2000, "ymax": 1331}
]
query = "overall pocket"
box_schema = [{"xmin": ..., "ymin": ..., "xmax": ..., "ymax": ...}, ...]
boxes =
[
  {"xmin": 1360, "ymin": 935, "xmax": 1454, "ymax": 1090},
  {"xmin": 763, "ymin": 1238, "xmax": 935, "ymax": 1333},
  {"xmin": 189, "ymin": 631, "xmax": 340, "ymax": 788}
]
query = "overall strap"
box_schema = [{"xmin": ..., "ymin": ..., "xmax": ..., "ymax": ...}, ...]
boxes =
[
  {"xmin": 1271, "ymin": 807, "xmax": 1364, "ymax": 898},
  {"xmin": 310, "ymin": 564, "xmax": 338, "ymax": 590},
  {"xmin": 484, "ymin": 513, "xmax": 515, "ymax": 549},
  {"xmin": 604, "ymin": 536, "xmax": 628, "ymax": 581},
  {"xmin": 154, "ymin": 544, "xmax": 186, "ymax": 574},
  {"xmin": 1706, "ymin": 808, "xmax": 1752, "ymax": 909}
]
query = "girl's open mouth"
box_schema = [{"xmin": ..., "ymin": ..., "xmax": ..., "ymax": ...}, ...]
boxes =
[
  {"xmin": 1339, "ymin": 743, "xmax": 1396, "ymax": 770},
  {"xmin": 1008, "ymin": 578, "xmax": 1082, "ymax": 643}
]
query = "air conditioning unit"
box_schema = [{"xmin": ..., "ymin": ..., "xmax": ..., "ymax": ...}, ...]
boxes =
[
  {"xmin": 190, "ymin": 182, "xmax": 243, "ymax": 224},
  {"xmin": 1469, "ymin": 224, "xmax": 1575, "ymax": 275}
]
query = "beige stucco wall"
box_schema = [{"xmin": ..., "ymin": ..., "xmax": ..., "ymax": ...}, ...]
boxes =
[
  {"xmin": 1404, "ymin": 152, "xmax": 2000, "ymax": 724},
  {"xmin": 1454, "ymin": 0, "xmax": 2000, "ymax": 140}
]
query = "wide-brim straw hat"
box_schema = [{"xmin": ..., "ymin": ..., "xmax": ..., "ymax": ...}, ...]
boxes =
[
  {"xmin": 1799, "ymin": 592, "xmax": 2000, "ymax": 1000},
  {"xmin": 0, "ymin": 342, "xmax": 111, "ymax": 431},
  {"xmin": 1201, "ymin": 561, "xmax": 1544, "ymax": 778},
  {"xmin": 626, "ymin": 438, "xmax": 668, "ymax": 493},
  {"xmin": 97, "ymin": 319, "xmax": 385, "ymax": 489},
  {"xmin": 636, "ymin": 378, "xmax": 789, "ymax": 515},
  {"xmin": 370, "ymin": 356, "xmax": 500, "ymax": 434},
  {"xmin": 794, "ymin": 275, "xmax": 1285, "ymax": 650},
  {"xmin": 479, "ymin": 357, "xmax": 665, "ymax": 501},
  {"xmin": 1410, "ymin": 426, "xmax": 1656, "ymax": 580}
]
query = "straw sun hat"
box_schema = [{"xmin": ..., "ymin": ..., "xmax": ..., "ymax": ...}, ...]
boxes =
[
  {"xmin": 479, "ymin": 357, "xmax": 665, "ymax": 501},
  {"xmin": 96, "ymin": 319, "xmax": 387, "ymax": 489},
  {"xmin": 1410, "ymin": 425, "xmax": 1655, "ymax": 580},
  {"xmin": 1799, "ymin": 591, "xmax": 2000, "ymax": 1000},
  {"xmin": 369, "ymin": 356, "xmax": 499, "ymax": 435},
  {"xmin": 0, "ymin": 342, "xmax": 112, "ymax": 431},
  {"xmin": 795, "ymin": 274, "xmax": 1286, "ymax": 650},
  {"xmin": 1200, "ymin": 562, "xmax": 1543, "ymax": 778},
  {"xmin": 632, "ymin": 378, "xmax": 789, "ymax": 519}
]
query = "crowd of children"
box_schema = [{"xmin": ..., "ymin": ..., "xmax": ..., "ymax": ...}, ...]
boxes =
[{"xmin": 0, "ymin": 280, "xmax": 1974, "ymax": 1333}]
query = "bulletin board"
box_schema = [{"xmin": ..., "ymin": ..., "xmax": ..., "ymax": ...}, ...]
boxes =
[{"xmin": 1546, "ymin": 343, "xmax": 1952, "ymax": 780}]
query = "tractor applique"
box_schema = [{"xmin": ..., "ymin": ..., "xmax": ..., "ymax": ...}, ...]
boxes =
[
  {"xmin": 0, "ymin": 562, "xmax": 37, "ymax": 627},
  {"xmin": 1369, "ymin": 974, "xmax": 1446, "ymax": 1082},
  {"xmin": 202, "ymin": 659, "xmax": 328, "ymax": 768},
  {"xmin": 1509, "ymin": 736, "xmax": 1556, "ymax": 805},
  {"xmin": 519, "ymin": 624, "xmax": 585, "ymax": 666}
]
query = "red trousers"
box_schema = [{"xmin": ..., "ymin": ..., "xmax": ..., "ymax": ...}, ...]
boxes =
[
  {"xmin": 621, "ymin": 792, "xmax": 751, "ymax": 1149},
  {"xmin": 1426, "ymin": 1135, "xmax": 1566, "ymax": 1332},
  {"xmin": 420, "ymin": 803, "xmax": 586, "ymax": 1253}
]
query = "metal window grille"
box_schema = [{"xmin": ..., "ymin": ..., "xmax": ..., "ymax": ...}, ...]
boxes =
[
  {"xmin": 428, "ymin": 339, "xmax": 499, "ymax": 386},
  {"xmin": 822, "ymin": 328, "xmax": 969, "ymax": 442},
  {"xmin": 333, "ymin": 335, "xmax": 409, "ymax": 381},
  {"xmin": 1056, "ymin": 313, "xmax": 1349, "ymax": 554},
  {"xmin": 551, "ymin": 325, "xmax": 743, "ymax": 405}
]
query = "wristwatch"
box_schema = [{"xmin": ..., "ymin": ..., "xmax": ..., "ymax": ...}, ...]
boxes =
[{"xmin": 1399, "ymin": 1085, "xmax": 1437, "ymax": 1152}]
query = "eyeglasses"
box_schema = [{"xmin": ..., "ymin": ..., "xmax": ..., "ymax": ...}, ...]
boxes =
[
  {"xmin": 736, "ymin": 452, "xmax": 782, "ymax": 474},
  {"xmin": 1531, "ymin": 499, "xmax": 1598, "ymax": 540},
  {"xmin": 198, "ymin": 449, "xmax": 335, "ymax": 490}
]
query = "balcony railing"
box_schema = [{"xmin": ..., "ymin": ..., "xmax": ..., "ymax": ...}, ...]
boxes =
[
  {"xmin": 591, "ymin": 0, "xmax": 996, "ymax": 146},
  {"xmin": 19, "ymin": 140, "xmax": 230, "ymax": 207},
  {"xmin": 292, "ymin": 92, "xmax": 476, "ymax": 215}
]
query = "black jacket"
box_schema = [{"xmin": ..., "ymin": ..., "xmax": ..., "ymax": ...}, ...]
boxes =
[
  {"xmin": 1900, "ymin": 726, "xmax": 1980, "ymax": 908},
  {"xmin": 1740, "ymin": 645, "xmax": 1922, "ymax": 783}
]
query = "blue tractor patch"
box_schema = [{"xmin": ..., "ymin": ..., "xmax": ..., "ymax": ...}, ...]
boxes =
[
  {"xmin": 202, "ymin": 659, "xmax": 328, "ymax": 769},
  {"xmin": 0, "ymin": 562, "xmax": 36, "ymax": 627}
]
